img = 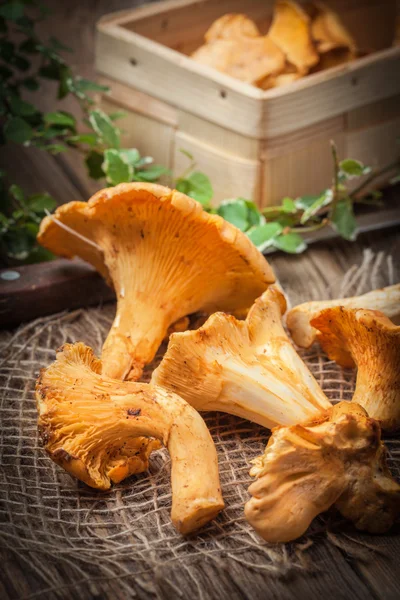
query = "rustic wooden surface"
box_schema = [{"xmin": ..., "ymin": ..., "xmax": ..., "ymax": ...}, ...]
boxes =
[{"xmin": 1, "ymin": 1, "xmax": 400, "ymax": 599}]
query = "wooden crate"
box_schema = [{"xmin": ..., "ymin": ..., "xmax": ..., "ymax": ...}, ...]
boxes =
[{"xmin": 95, "ymin": 0, "xmax": 400, "ymax": 207}]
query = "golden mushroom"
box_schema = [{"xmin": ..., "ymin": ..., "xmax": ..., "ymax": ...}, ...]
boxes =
[
  {"xmin": 38, "ymin": 183, "xmax": 274, "ymax": 380},
  {"xmin": 245, "ymin": 402, "xmax": 400, "ymax": 543},
  {"xmin": 36, "ymin": 342, "xmax": 224, "ymax": 535},
  {"xmin": 311, "ymin": 307, "xmax": 400, "ymax": 432},
  {"xmin": 286, "ymin": 284, "xmax": 400, "ymax": 348},
  {"xmin": 152, "ymin": 286, "xmax": 331, "ymax": 428}
]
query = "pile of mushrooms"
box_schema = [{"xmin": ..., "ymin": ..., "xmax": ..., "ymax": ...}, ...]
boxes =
[{"xmin": 36, "ymin": 183, "xmax": 400, "ymax": 542}]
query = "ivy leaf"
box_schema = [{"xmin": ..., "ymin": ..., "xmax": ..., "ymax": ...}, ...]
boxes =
[
  {"xmin": 135, "ymin": 156, "xmax": 153, "ymax": 168},
  {"xmin": 9, "ymin": 95, "xmax": 37, "ymax": 117},
  {"xmin": 120, "ymin": 148, "xmax": 140, "ymax": 166},
  {"xmin": 11, "ymin": 53, "xmax": 30, "ymax": 71},
  {"xmin": 217, "ymin": 199, "xmax": 249, "ymax": 231},
  {"xmin": 294, "ymin": 194, "xmax": 321, "ymax": 210},
  {"xmin": 67, "ymin": 133, "xmax": 98, "ymax": 147},
  {"xmin": 28, "ymin": 193, "xmax": 57, "ymax": 213},
  {"xmin": 0, "ymin": 2, "xmax": 25, "ymax": 21},
  {"xmin": 245, "ymin": 200, "xmax": 265, "ymax": 227},
  {"xmin": 48, "ymin": 36, "xmax": 72, "ymax": 53},
  {"xmin": 177, "ymin": 172, "xmax": 213, "ymax": 206},
  {"xmin": 247, "ymin": 222, "xmax": 282, "ymax": 252},
  {"xmin": 19, "ymin": 37, "xmax": 38, "ymax": 54},
  {"xmin": 0, "ymin": 39, "xmax": 15, "ymax": 61},
  {"xmin": 89, "ymin": 109, "xmax": 120, "ymax": 149},
  {"xmin": 85, "ymin": 150, "xmax": 105, "ymax": 180},
  {"xmin": 42, "ymin": 143, "xmax": 69, "ymax": 154},
  {"xmin": 339, "ymin": 159, "xmax": 371, "ymax": 179},
  {"xmin": 134, "ymin": 164, "xmax": 170, "ymax": 182},
  {"xmin": 4, "ymin": 116, "xmax": 33, "ymax": 143},
  {"xmin": 44, "ymin": 111, "xmax": 76, "ymax": 128},
  {"xmin": 103, "ymin": 149, "xmax": 132, "ymax": 185},
  {"xmin": 108, "ymin": 111, "xmax": 127, "ymax": 121},
  {"xmin": 22, "ymin": 77, "xmax": 39, "ymax": 90},
  {"xmin": 39, "ymin": 62, "xmax": 62, "ymax": 80},
  {"xmin": 9, "ymin": 184, "xmax": 25, "ymax": 204},
  {"xmin": 273, "ymin": 232, "xmax": 307, "ymax": 254},
  {"xmin": 330, "ymin": 197, "xmax": 357, "ymax": 241},
  {"xmin": 282, "ymin": 197, "xmax": 297, "ymax": 213},
  {"xmin": 73, "ymin": 77, "xmax": 109, "ymax": 93},
  {"xmin": 300, "ymin": 189, "xmax": 332, "ymax": 224}
]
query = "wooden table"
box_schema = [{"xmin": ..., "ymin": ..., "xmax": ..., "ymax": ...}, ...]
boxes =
[{"xmin": 1, "ymin": 1, "xmax": 399, "ymax": 599}]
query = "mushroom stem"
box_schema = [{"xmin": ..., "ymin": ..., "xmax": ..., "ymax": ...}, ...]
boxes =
[
  {"xmin": 102, "ymin": 299, "xmax": 172, "ymax": 380},
  {"xmin": 36, "ymin": 343, "xmax": 224, "ymax": 534}
]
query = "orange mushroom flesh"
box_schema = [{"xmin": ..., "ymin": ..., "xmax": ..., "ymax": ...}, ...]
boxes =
[
  {"xmin": 37, "ymin": 183, "xmax": 274, "ymax": 380},
  {"xmin": 245, "ymin": 402, "xmax": 400, "ymax": 543},
  {"xmin": 152, "ymin": 286, "xmax": 331, "ymax": 429},
  {"xmin": 311, "ymin": 307, "xmax": 400, "ymax": 432},
  {"xmin": 36, "ymin": 342, "xmax": 224, "ymax": 535},
  {"xmin": 286, "ymin": 284, "xmax": 400, "ymax": 348},
  {"xmin": 268, "ymin": 0, "xmax": 319, "ymax": 74}
]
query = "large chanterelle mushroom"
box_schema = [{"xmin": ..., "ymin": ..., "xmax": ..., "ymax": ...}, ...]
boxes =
[
  {"xmin": 36, "ymin": 342, "xmax": 224, "ymax": 535},
  {"xmin": 38, "ymin": 183, "xmax": 274, "ymax": 380}
]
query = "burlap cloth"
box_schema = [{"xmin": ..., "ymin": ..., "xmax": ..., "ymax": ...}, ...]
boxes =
[{"xmin": 1, "ymin": 250, "xmax": 399, "ymax": 600}]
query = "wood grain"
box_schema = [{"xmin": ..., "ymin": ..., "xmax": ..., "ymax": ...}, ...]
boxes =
[{"xmin": 1, "ymin": 1, "xmax": 400, "ymax": 599}]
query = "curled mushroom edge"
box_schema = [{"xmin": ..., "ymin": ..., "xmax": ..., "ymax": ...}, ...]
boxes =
[
  {"xmin": 245, "ymin": 401, "xmax": 400, "ymax": 543},
  {"xmin": 36, "ymin": 342, "xmax": 224, "ymax": 535}
]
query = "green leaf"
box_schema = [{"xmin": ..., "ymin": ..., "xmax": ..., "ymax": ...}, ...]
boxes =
[
  {"xmin": 4, "ymin": 116, "xmax": 33, "ymax": 143},
  {"xmin": 120, "ymin": 148, "xmax": 140, "ymax": 166},
  {"xmin": 103, "ymin": 149, "xmax": 132, "ymax": 185},
  {"xmin": 28, "ymin": 193, "xmax": 56, "ymax": 213},
  {"xmin": 0, "ymin": 17, "xmax": 7, "ymax": 33},
  {"xmin": 300, "ymin": 189, "xmax": 332, "ymax": 224},
  {"xmin": 282, "ymin": 197, "xmax": 297, "ymax": 213},
  {"xmin": 390, "ymin": 173, "xmax": 400, "ymax": 185},
  {"xmin": 19, "ymin": 37, "xmax": 38, "ymax": 54},
  {"xmin": 135, "ymin": 156, "xmax": 153, "ymax": 168},
  {"xmin": 244, "ymin": 200, "xmax": 265, "ymax": 227},
  {"xmin": 176, "ymin": 179, "xmax": 189, "ymax": 194},
  {"xmin": 57, "ymin": 66, "xmax": 71, "ymax": 99},
  {"xmin": 9, "ymin": 95, "xmax": 37, "ymax": 117},
  {"xmin": 44, "ymin": 111, "xmax": 76, "ymax": 128},
  {"xmin": 273, "ymin": 232, "xmax": 307, "ymax": 254},
  {"xmin": 89, "ymin": 109, "xmax": 120, "ymax": 149},
  {"xmin": 26, "ymin": 245, "xmax": 54, "ymax": 263},
  {"xmin": 22, "ymin": 76, "xmax": 39, "ymax": 90},
  {"xmin": 0, "ymin": 2, "xmax": 25, "ymax": 21},
  {"xmin": 0, "ymin": 65, "xmax": 13, "ymax": 80},
  {"xmin": 9, "ymin": 184, "xmax": 25, "ymax": 204},
  {"xmin": 42, "ymin": 143, "xmax": 69, "ymax": 154},
  {"xmin": 339, "ymin": 159, "xmax": 371, "ymax": 179},
  {"xmin": 294, "ymin": 194, "xmax": 321, "ymax": 210},
  {"xmin": 179, "ymin": 171, "xmax": 213, "ymax": 205},
  {"xmin": 85, "ymin": 150, "xmax": 105, "ymax": 180},
  {"xmin": 39, "ymin": 62, "xmax": 62, "ymax": 80},
  {"xmin": 217, "ymin": 199, "xmax": 248, "ymax": 231},
  {"xmin": 108, "ymin": 111, "xmax": 127, "ymax": 121},
  {"xmin": 0, "ymin": 39, "xmax": 15, "ymax": 61},
  {"xmin": 135, "ymin": 164, "xmax": 170, "ymax": 182},
  {"xmin": 11, "ymin": 53, "xmax": 30, "ymax": 71},
  {"xmin": 73, "ymin": 77, "xmax": 109, "ymax": 93},
  {"xmin": 330, "ymin": 197, "xmax": 357, "ymax": 241},
  {"xmin": 247, "ymin": 222, "xmax": 282, "ymax": 251},
  {"xmin": 67, "ymin": 133, "xmax": 98, "ymax": 147}
]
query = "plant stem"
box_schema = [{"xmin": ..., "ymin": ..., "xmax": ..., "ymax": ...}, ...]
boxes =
[{"xmin": 290, "ymin": 219, "xmax": 328, "ymax": 234}]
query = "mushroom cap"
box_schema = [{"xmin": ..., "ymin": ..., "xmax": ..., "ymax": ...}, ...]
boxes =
[
  {"xmin": 286, "ymin": 284, "xmax": 400, "ymax": 348},
  {"xmin": 36, "ymin": 342, "xmax": 224, "ymax": 534},
  {"xmin": 311, "ymin": 307, "xmax": 400, "ymax": 431},
  {"xmin": 152, "ymin": 286, "xmax": 331, "ymax": 428},
  {"xmin": 204, "ymin": 13, "xmax": 260, "ymax": 42},
  {"xmin": 268, "ymin": 0, "xmax": 319, "ymax": 74},
  {"xmin": 245, "ymin": 401, "xmax": 400, "ymax": 543},
  {"xmin": 192, "ymin": 36, "xmax": 285, "ymax": 84},
  {"xmin": 311, "ymin": 1, "xmax": 357, "ymax": 54},
  {"xmin": 38, "ymin": 183, "xmax": 274, "ymax": 379},
  {"xmin": 38, "ymin": 183, "xmax": 274, "ymax": 309}
]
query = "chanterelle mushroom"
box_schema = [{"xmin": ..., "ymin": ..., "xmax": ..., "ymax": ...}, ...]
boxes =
[
  {"xmin": 36, "ymin": 342, "xmax": 224, "ymax": 535},
  {"xmin": 152, "ymin": 286, "xmax": 331, "ymax": 428},
  {"xmin": 37, "ymin": 183, "xmax": 274, "ymax": 380},
  {"xmin": 286, "ymin": 284, "xmax": 400, "ymax": 348},
  {"xmin": 311, "ymin": 307, "xmax": 400, "ymax": 432},
  {"xmin": 245, "ymin": 402, "xmax": 400, "ymax": 543}
]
